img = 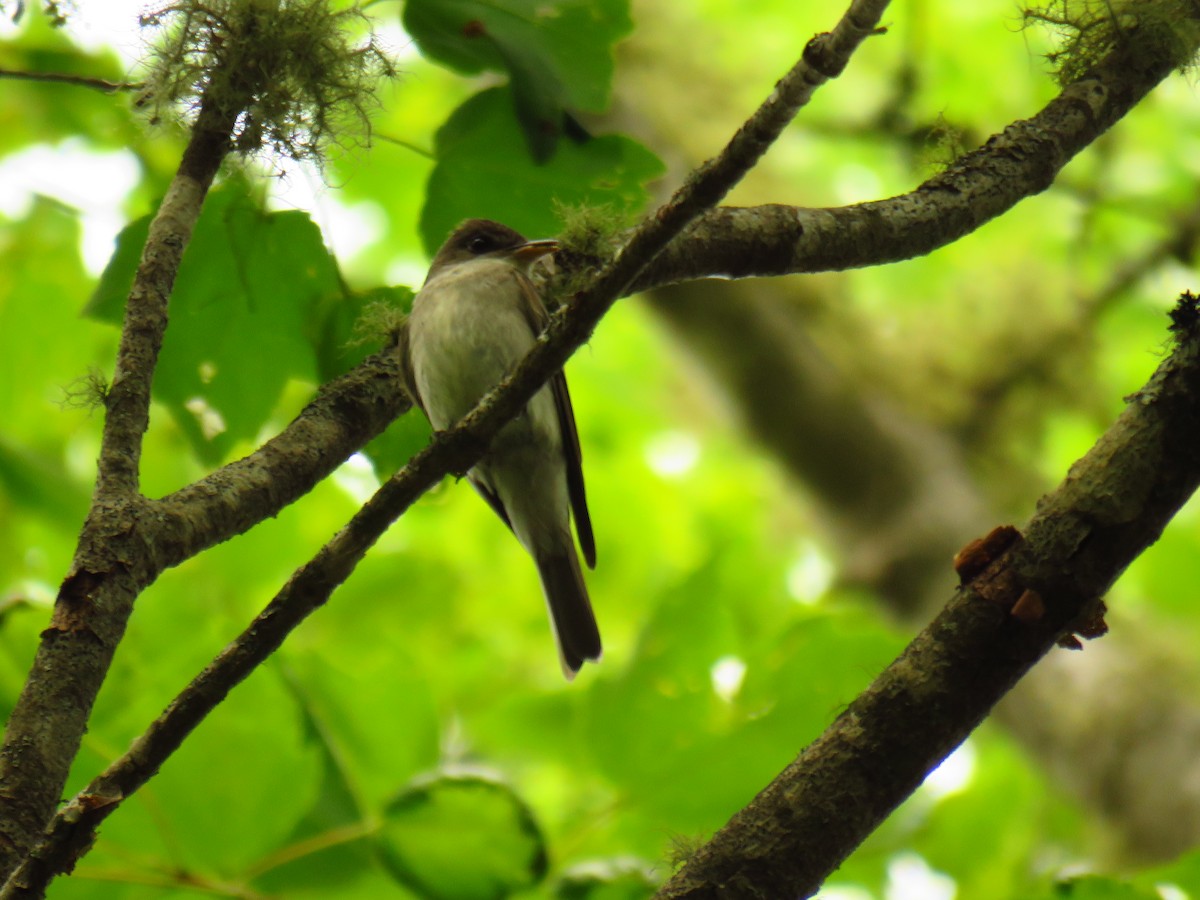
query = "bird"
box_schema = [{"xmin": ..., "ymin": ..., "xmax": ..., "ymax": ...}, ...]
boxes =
[{"xmin": 398, "ymin": 219, "xmax": 601, "ymax": 678}]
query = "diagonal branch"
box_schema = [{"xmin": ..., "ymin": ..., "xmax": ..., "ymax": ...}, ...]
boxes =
[
  {"xmin": 652, "ymin": 297, "xmax": 1200, "ymax": 898},
  {"xmin": 150, "ymin": 351, "xmax": 411, "ymax": 566},
  {"xmin": 0, "ymin": 4, "xmax": 893, "ymax": 894},
  {"xmin": 659, "ymin": 299, "xmax": 1200, "ymax": 892}
]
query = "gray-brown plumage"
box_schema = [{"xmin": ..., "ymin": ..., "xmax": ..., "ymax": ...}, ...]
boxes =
[{"xmin": 398, "ymin": 219, "xmax": 600, "ymax": 677}]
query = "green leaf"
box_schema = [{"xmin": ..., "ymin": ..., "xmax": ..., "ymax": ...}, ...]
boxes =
[
  {"xmin": 251, "ymin": 657, "xmax": 435, "ymax": 896},
  {"xmin": 1136, "ymin": 848, "xmax": 1200, "ymax": 895},
  {"xmin": 0, "ymin": 31, "xmax": 141, "ymax": 154},
  {"xmin": 0, "ymin": 435, "xmax": 89, "ymax": 526},
  {"xmin": 363, "ymin": 410, "xmax": 433, "ymax": 479},
  {"xmin": 377, "ymin": 771, "xmax": 547, "ymax": 900},
  {"xmin": 556, "ymin": 859, "xmax": 658, "ymax": 899},
  {"xmin": 0, "ymin": 197, "xmax": 110, "ymax": 443},
  {"xmin": 403, "ymin": 0, "xmax": 631, "ymax": 160},
  {"xmin": 86, "ymin": 181, "xmax": 341, "ymax": 464},
  {"xmin": 312, "ymin": 284, "xmax": 413, "ymax": 383},
  {"xmin": 421, "ymin": 86, "xmax": 663, "ymax": 253},
  {"xmin": 89, "ymin": 664, "xmax": 323, "ymax": 878},
  {"xmin": 1041, "ymin": 875, "xmax": 1161, "ymax": 899}
]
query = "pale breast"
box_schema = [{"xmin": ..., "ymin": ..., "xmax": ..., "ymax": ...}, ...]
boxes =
[{"xmin": 408, "ymin": 259, "xmax": 542, "ymax": 430}]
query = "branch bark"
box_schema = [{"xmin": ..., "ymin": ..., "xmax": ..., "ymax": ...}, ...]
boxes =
[
  {"xmin": 0, "ymin": 92, "xmax": 238, "ymax": 876},
  {"xmin": 650, "ymin": 273, "xmax": 1200, "ymax": 861},
  {"xmin": 655, "ymin": 295, "xmax": 1200, "ymax": 898},
  {"xmin": 630, "ymin": 42, "xmax": 1179, "ymax": 292}
]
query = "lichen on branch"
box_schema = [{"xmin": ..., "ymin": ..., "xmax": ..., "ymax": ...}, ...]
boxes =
[
  {"xmin": 1026, "ymin": 0, "xmax": 1200, "ymax": 83},
  {"xmin": 138, "ymin": 0, "xmax": 395, "ymax": 161}
]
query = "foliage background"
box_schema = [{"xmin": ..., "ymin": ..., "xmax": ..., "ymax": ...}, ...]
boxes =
[{"xmin": 1, "ymin": 0, "xmax": 1200, "ymax": 897}]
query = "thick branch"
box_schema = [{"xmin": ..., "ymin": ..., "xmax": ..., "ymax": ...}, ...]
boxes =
[
  {"xmin": 654, "ymin": 298, "xmax": 1200, "ymax": 898},
  {"xmin": 0, "ymin": 5, "xmax": 892, "ymax": 893},
  {"xmin": 631, "ymin": 42, "xmax": 1180, "ymax": 292},
  {"xmin": 151, "ymin": 351, "xmax": 410, "ymax": 566},
  {"xmin": 649, "ymin": 274, "xmax": 1200, "ymax": 860},
  {"xmin": 0, "ymin": 95, "xmax": 237, "ymax": 879}
]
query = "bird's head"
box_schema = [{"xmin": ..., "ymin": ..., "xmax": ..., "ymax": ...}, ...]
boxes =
[{"xmin": 427, "ymin": 219, "xmax": 559, "ymax": 281}]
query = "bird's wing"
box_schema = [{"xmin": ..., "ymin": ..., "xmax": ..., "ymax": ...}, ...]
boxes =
[
  {"xmin": 513, "ymin": 271, "xmax": 596, "ymax": 568},
  {"xmin": 400, "ymin": 313, "xmax": 515, "ymax": 532},
  {"xmin": 395, "ymin": 319, "xmax": 427, "ymax": 417},
  {"xmin": 469, "ymin": 477, "xmax": 517, "ymax": 534}
]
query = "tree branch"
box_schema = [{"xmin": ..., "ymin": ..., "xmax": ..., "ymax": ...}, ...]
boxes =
[
  {"xmin": 0, "ymin": 91, "xmax": 238, "ymax": 878},
  {"xmin": 648, "ymin": 268, "xmax": 1200, "ymax": 861},
  {"xmin": 630, "ymin": 41, "xmax": 1183, "ymax": 292},
  {"xmin": 0, "ymin": 67, "xmax": 142, "ymax": 93},
  {"xmin": 151, "ymin": 351, "xmax": 411, "ymax": 565},
  {"xmin": 654, "ymin": 293, "xmax": 1200, "ymax": 897},
  {"xmin": 0, "ymin": 3, "xmax": 892, "ymax": 893},
  {"xmin": 95, "ymin": 93, "xmax": 237, "ymax": 498}
]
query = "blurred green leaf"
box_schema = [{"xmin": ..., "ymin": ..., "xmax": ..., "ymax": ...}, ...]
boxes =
[
  {"xmin": 309, "ymin": 282, "xmax": 432, "ymax": 475},
  {"xmin": 243, "ymin": 647, "xmax": 443, "ymax": 898},
  {"xmin": 364, "ymin": 410, "xmax": 433, "ymax": 478},
  {"xmin": 1037, "ymin": 875, "xmax": 1161, "ymax": 899},
  {"xmin": 421, "ymin": 87, "xmax": 663, "ymax": 252},
  {"xmin": 556, "ymin": 859, "xmax": 657, "ymax": 899},
  {"xmin": 378, "ymin": 772, "xmax": 548, "ymax": 900},
  {"xmin": 0, "ymin": 430, "xmax": 89, "ymax": 527},
  {"xmin": 87, "ymin": 181, "xmax": 340, "ymax": 464},
  {"xmin": 312, "ymin": 284, "xmax": 413, "ymax": 383},
  {"xmin": 0, "ymin": 197, "xmax": 109, "ymax": 443},
  {"xmin": 0, "ymin": 30, "xmax": 140, "ymax": 155},
  {"xmin": 84, "ymin": 664, "xmax": 323, "ymax": 878},
  {"xmin": 403, "ymin": 0, "xmax": 631, "ymax": 160},
  {"xmin": 1139, "ymin": 847, "xmax": 1200, "ymax": 894}
]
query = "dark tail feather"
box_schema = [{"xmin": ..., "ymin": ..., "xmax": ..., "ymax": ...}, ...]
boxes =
[{"xmin": 535, "ymin": 546, "xmax": 602, "ymax": 678}]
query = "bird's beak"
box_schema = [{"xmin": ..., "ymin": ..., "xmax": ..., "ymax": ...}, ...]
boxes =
[{"xmin": 510, "ymin": 239, "xmax": 559, "ymax": 265}]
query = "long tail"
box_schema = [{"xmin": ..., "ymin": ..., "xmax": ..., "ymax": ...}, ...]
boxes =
[{"xmin": 534, "ymin": 545, "xmax": 602, "ymax": 678}]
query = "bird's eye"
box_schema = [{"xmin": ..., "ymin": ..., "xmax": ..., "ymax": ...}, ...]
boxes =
[{"xmin": 466, "ymin": 236, "xmax": 492, "ymax": 254}]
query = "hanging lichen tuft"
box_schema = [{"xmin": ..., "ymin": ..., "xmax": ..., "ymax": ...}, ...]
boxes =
[
  {"xmin": 1025, "ymin": 0, "xmax": 1200, "ymax": 83},
  {"xmin": 137, "ymin": 0, "xmax": 396, "ymax": 161}
]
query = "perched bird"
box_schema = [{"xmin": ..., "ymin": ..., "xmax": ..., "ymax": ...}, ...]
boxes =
[{"xmin": 399, "ymin": 219, "xmax": 601, "ymax": 677}]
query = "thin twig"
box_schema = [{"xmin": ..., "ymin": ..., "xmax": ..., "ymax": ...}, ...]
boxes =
[
  {"xmin": 0, "ymin": 67, "xmax": 142, "ymax": 93},
  {"xmin": 373, "ymin": 131, "xmax": 434, "ymax": 158}
]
